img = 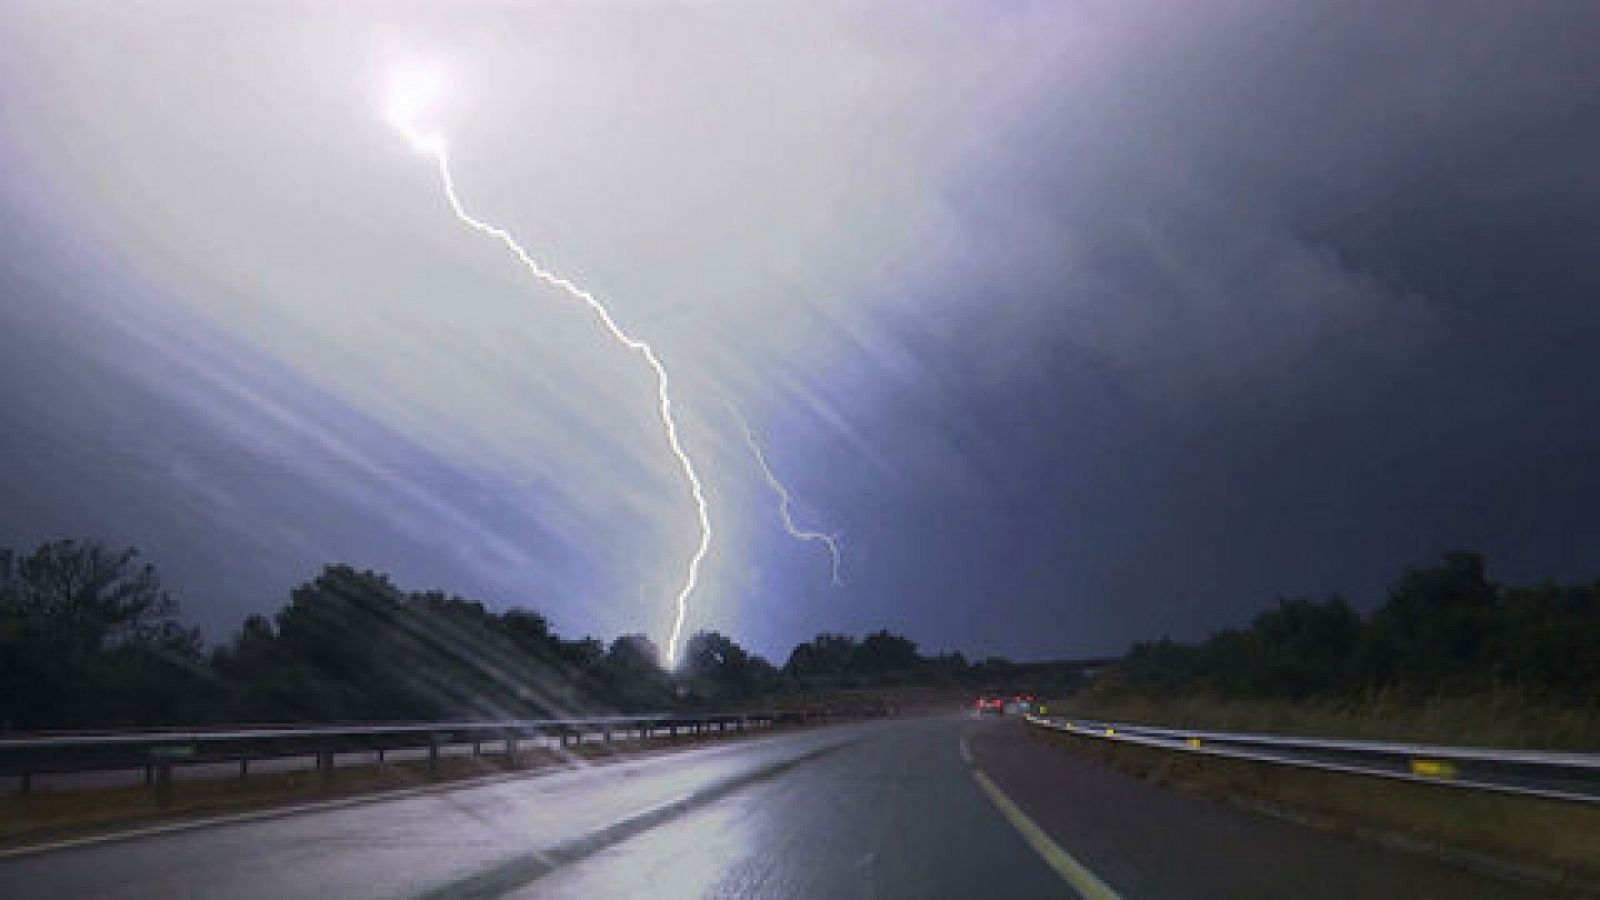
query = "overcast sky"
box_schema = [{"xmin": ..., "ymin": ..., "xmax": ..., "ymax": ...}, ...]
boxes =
[{"xmin": 1, "ymin": 1, "xmax": 1596, "ymax": 662}]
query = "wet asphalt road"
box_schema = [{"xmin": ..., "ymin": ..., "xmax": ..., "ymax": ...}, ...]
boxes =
[{"xmin": 0, "ymin": 716, "xmax": 1551, "ymax": 899}]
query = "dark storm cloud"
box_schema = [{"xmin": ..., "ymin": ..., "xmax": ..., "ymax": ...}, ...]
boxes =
[
  {"xmin": 1, "ymin": 1, "xmax": 1596, "ymax": 662},
  {"xmin": 826, "ymin": 1, "xmax": 1600, "ymax": 656}
]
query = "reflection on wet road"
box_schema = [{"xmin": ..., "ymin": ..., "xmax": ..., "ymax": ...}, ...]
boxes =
[{"xmin": 0, "ymin": 716, "xmax": 1551, "ymax": 899}]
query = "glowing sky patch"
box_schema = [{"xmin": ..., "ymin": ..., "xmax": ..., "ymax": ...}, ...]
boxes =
[{"xmin": 383, "ymin": 65, "xmax": 711, "ymax": 665}]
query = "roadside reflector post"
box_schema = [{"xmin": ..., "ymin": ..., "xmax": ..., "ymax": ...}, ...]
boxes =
[
  {"xmin": 19, "ymin": 772, "xmax": 31, "ymax": 795},
  {"xmin": 1187, "ymin": 737, "xmax": 1202, "ymax": 748},
  {"xmin": 428, "ymin": 734, "xmax": 440, "ymax": 775},
  {"xmin": 238, "ymin": 758, "xmax": 249, "ymax": 780},
  {"xmin": 505, "ymin": 735, "xmax": 517, "ymax": 763},
  {"xmin": 1410, "ymin": 758, "xmax": 1459, "ymax": 779}
]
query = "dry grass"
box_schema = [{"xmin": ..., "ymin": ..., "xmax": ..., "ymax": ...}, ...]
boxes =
[
  {"xmin": 1030, "ymin": 724, "xmax": 1600, "ymax": 891},
  {"xmin": 1054, "ymin": 686, "xmax": 1600, "ymax": 751}
]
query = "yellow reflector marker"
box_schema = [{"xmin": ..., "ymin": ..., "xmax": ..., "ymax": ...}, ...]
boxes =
[
  {"xmin": 1187, "ymin": 737, "xmax": 1202, "ymax": 748},
  {"xmin": 1104, "ymin": 727, "xmax": 1116, "ymax": 736},
  {"xmin": 1410, "ymin": 758, "xmax": 1458, "ymax": 779}
]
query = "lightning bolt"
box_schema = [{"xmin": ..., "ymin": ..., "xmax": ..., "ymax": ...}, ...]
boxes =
[
  {"xmin": 385, "ymin": 67, "xmax": 709, "ymax": 666},
  {"xmin": 733, "ymin": 407, "xmax": 843, "ymax": 586}
]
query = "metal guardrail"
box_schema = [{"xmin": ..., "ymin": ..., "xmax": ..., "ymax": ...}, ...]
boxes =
[
  {"xmin": 1026, "ymin": 715, "xmax": 1600, "ymax": 805},
  {"xmin": 0, "ymin": 710, "xmax": 839, "ymax": 799}
]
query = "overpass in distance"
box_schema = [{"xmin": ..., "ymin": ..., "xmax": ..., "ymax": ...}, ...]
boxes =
[{"xmin": 0, "ymin": 715, "xmax": 1556, "ymax": 899}]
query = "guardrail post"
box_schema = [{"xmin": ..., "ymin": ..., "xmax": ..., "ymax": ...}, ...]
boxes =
[
  {"xmin": 155, "ymin": 763, "xmax": 173, "ymax": 807},
  {"xmin": 428, "ymin": 734, "xmax": 440, "ymax": 775},
  {"xmin": 20, "ymin": 772, "xmax": 31, "ymax": 795},
  {"xmin": 317, "ymin": 749, "xmax": 334, "ymax": 785},
  {"xmin": 238, "ymin": 758, "xmax": 249, "ymax": 780}
]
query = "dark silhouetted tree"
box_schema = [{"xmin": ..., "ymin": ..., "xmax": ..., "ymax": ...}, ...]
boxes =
[
  {"xmin": 785, "ymin": 632, "xmax": 857, "ymax": 679},
  {"xmin": 853, "ymin": 629, "xmax": 920, "ymax": 676},
  {"xmin": 0, "ymin": 540, "xmax": 204, "ymax": 728}
]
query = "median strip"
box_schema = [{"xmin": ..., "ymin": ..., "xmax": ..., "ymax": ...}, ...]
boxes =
[{"xmin": 0, "ymin": 720, "xmax": 824, "ymax": 859}]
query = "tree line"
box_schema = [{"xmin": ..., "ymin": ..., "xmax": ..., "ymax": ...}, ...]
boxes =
[
  {"xmin": 1107, "ymin": 552, "xmax": 1600, "ymax": 704},
  {"xmin": 12, "ymin": 540, "xmax": 1586, "ymax": 731},
  {"xmin": 0, "ymin": 539, "xmax": 1026, "ymax": 730}
]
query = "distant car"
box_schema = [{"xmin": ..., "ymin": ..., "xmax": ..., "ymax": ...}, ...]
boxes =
[{"xmin": 975, "ymin": 693, "xmax": 1037, "ymax": 715}]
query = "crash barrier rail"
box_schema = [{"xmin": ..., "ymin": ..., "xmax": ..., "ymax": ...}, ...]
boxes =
[
  {"xmin": 0, "ymin": 710, "xmax": 843, "ymax": 800},
  {"xmin": 1026, "ymin": 715, "xmax": 1600, "ymax": 805}
]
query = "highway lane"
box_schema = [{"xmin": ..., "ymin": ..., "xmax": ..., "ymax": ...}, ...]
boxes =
[
  {"xmin": 514, "ymin": 716, "xmax": 1064, "ymax": 899},
  {"xmin": 0, "ymin": 716, "xmax": 1554, "ymax": 898},
  {"xmin": 528, "ymin": 717, "xmax": 1549, "ymax": 899}
]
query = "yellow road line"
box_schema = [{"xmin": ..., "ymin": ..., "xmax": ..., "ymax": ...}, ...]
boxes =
[{"xmin": 971, "ymin": 768, "xmax": 1121, "ymax": 900}]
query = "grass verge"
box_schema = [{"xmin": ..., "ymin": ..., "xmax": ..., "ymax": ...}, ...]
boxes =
[
  {"xmin": 1028, "ymin": 721, "xmax": 1600, "ymax": 893},
  {"xmin": 1054, "ymin": 687, "xmax": 1600, "ymax": 751}
]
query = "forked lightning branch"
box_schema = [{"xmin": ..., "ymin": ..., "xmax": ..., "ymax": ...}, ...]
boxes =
[{"xmin": 382, "ymin": 64, "xmax": 837, "ymax": 666}]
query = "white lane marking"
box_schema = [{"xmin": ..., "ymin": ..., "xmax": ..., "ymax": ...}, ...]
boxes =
[{"xmin": 971, "ymin": 768, "xmax": 1121, "ymax": 900}]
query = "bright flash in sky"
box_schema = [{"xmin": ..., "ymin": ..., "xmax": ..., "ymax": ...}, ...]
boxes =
[
  {"xmin": 383, "ymin": 63, "xmax": 446, "ymax": 155},
  {"xmin": 381, "ymin": 64, "xmax": 711, "ymax": 666}
]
